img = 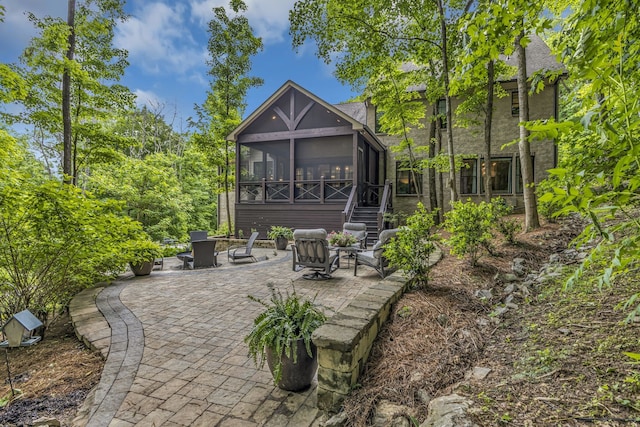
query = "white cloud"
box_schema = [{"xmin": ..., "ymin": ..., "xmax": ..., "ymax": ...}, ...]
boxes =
[
  {"xmin": 133, "ymin": 89, "xmax": 164, "ymax": 109},
  {"xmin": 114, "ymin": 1, "xmax": 207, "ymax": 76},
  {"xmin": 189, "ymin": 0, "xmax": 296, "ymax": 45}
]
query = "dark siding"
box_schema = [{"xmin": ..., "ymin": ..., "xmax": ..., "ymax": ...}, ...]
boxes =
[{"xmin": 236, "ymin": 204, "xmax": 344, "ymax": 238}]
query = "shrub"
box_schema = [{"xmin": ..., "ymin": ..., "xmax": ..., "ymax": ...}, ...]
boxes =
[
  {"xmin": 491, "ymin": 198, "xmax": 522, "ymax": 245},
  {"xmin": 445, "ymin": 199, "xmax": 495, "ymax": 266},
  {"xmin": 384, "ymin": 202, "xmax": 438, "ymax": 285},
  {"xmin": 267, "ymin": 226, "xmax": 294, "ymax": 240}
]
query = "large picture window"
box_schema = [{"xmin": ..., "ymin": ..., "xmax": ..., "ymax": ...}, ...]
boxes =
[
  {"xmin": 396, "ymin": 161, "xmax": 422, "ymax": 195},
  {"xmin": 511, "ymin": 91, "xmax": 519, "ymax": 116},
  {"xmin": 437, "ymin": 99, "xmax": 447, "ymax": 129}
]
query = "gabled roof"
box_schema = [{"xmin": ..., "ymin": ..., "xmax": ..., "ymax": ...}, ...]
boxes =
[
  {"xmin": 228, "ymin": 80, "xmax": 369, "ymax": 141},
  {"xmin": 502, "ymin": 33, "xmax": 565, "ymax": 78}
]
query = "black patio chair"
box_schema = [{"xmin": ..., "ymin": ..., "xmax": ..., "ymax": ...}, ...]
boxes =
[{"xmin": 292, "ymin": 228, "xmax": 339, "ymax": 280}]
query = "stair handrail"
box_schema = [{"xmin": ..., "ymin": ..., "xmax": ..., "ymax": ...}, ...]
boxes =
[
  {"xmin": 377, "ymin": 180, "xmax": 392, "ymax": 233},
  {"xmin": 342, "ymin": 185, "xmax": 358, "ymax": 223}
]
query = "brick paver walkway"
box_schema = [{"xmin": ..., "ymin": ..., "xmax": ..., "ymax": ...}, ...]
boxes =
[{"xmin": 72, "ymin": 247, "xmax": 384, "ymax": 426}]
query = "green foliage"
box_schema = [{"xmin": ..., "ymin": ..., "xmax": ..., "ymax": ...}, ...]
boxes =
[
  {"xmin": 0, "ymin": 175, "xmax": 156, "ymax": 325},
  {"xmin": 445, "ymin": 199, "xmax": 495, "ymax": 266},
  {"xmin": 491, "ymin": 198, "xmax": 521, "ymax": 244},
  {"xmin": 12, "ymin": 0, "xmax": 134, "ymax": 182},
  {"xmin": 384, "ymin": 202, "xmax": 438, "ymax": 285},
  {"xmin": 266, "ymin": 226, "xmax": 294, "ymax": 240},
  {"xmin": 244, "ymin": 286, "xmax": 326, "ymax": 385}
]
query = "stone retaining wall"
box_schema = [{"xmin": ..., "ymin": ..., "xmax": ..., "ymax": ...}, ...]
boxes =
[{"xmin": 312, "ymin": 247, "xmax": 442, "ymax": 413}]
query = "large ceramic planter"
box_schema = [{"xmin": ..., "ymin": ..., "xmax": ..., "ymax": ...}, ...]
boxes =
[
  {"xmin": 275, "ymin": 236, "xmax": 289, "ymax": 250},
  {"xmin": 130, "ymin": 260, "xmax": 153, "ymax": 276},
  {"xmin": 266, "ymin": 338, "xmax": 318, "ymax": 391}
]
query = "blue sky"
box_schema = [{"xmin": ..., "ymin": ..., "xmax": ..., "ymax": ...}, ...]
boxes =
[{"xmin": 0, "ymin": 0, "xmax": 359, "ymax": 127}]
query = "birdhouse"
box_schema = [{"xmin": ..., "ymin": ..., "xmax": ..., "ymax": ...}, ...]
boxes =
[{"xmin": 0, "ymin": 309, "xmax": 43, "ymax": 348}]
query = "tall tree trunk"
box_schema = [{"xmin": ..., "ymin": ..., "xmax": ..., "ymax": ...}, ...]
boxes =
[
  {"xmin": 515, "ymin": 31, "xmax": 540, "ymax": 230},
  {"xmin": 62, "ymin": 0, "xmax": 76, "ymax": 184},
  {"xmin": 436, "ymin": 125, "xmax": 444, "ymax": 224},
  {"xmin": 436, "ymin": 0, "xmax": 458, "ymax": 205},
  {"xmin": 224, "ymin": 140, "xmax": 232, "ymax": 237},
  {"xmin": 428, "ymin": 110, "xmax": 438, "ymax": 223},
  {"xmin": 484, "ymin": 59, "xmax": 495, "ymax": 201}
]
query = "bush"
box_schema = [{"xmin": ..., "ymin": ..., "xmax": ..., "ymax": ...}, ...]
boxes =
[
  {"xmin": 445, "ymin": 199, "xmax": 495, "ymax": 266},
  {"xmin": 0, "ymin": 179, "xmax": 158, "ymax": 325},
  {"xmin": 491, "ymin": 198, "xmax": 522, "ymax": 245},
  {"xmin": 384, "ymin": 202, "xmax": 438, "ymax": 285}
]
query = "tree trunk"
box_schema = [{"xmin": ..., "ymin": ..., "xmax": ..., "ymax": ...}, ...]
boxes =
[
  {"xmin": 515, "ymin": 31, "xmax": 540, "ymax": 231},
  {"xmin": 62, "ymin": 0, "xmax": 76, "ymax": 184},
  {"xmin": 428, "ymin": 111, "xmax": 439, "ymax": 223},
  {"xmin": 436, "ymin": 0, "xmax": 458, "ymax": 205},
  {"xmin": 484, "ymin": 59, "xmax": 495, "ymax": 202},
  {"xmin": 224, "ymin": 139, "xmax": 232, "ymax": 237},
  {"xmin": 436, "ymin": 125, "xmax": 444, "ymax": 224}
]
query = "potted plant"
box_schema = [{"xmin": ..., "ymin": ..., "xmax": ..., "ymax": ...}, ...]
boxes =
[
  {"xmin": 267, "ymin": 225, "xmax": 294, "ymax": 250},
  {"xmin": 327, "ymin": 230, "xmax": 358, "ymax": 247},
  {"xmin": 126, "ymin": 238, "xmax": 163, "ymax": 276},
  {"xmin": 244, "ymin": 286, "xmax": 326, "ymax": 391}
]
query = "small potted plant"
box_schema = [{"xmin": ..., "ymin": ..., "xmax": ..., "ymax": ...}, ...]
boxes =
[
  {"xmin": 244, "ymin": 286, "xmax": 326, "ymax": 391},
  {"xmin": 267, "ymin": 225, "xmax": 294, "ymax": 250},
  {"xmin": 327, "ymin": 230, "xmax": 358, "ymax": 247},
  {"xmin": 125, "ymin": 238, "xmax": 163, "ymax": 276}
]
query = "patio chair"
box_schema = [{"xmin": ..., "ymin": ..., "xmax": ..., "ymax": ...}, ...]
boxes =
[
  {"xmin": 186, "ymin": 239, "xmax": 218, "ymax": 269},
  {"xmin": 176, "ymin": 230, "xmax": 209, "ymax": 267},
  {"xmin": 228, "ymin": 231, "xmax": 259, "ymax": 263},
  {"xmin": 292, "ymin": 228, "xmax": 339, "ymax": 280},
  {"xmin": 343, "ymin": 222, "xmax": 368, "ymax": 249},
  {"xmin": 354, "ymin": 228, "xmax": 399, "ymax": 278}
]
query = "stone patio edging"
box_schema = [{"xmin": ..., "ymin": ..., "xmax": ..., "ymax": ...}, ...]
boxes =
[{"xmin": 312, "ymin": 246, "xmax": 443, "ymax": 413}]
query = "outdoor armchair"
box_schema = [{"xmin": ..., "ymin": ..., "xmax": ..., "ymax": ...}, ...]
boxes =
[
  {"xmin": 291, "ymin": 228, "xmax": 339, "ymax": 280},
  {"xmin": 354, "ymin": 228, "xmax": 399, "ymax": 278},
  {"xmin": 186, "ymin": 239, "xmax": 218, "ymax": 269},
  {"xmin": 342, "ymin": 222, "xmax": 368, "ymax": 249}
]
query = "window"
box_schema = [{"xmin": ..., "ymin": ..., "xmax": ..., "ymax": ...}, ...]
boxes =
[
  {"xmin": 481, "ymin": 158, "xmax": 512, "ymax": 193},
  {"xmin": 460, "ymin": 159, "xmax": 478, "ymax": 194},
  {"xmin": 437, "ymin": 99, "xmax": 447, "ymax": 129},
  {"xmin": 515, "ymin": 156, "xmax": 533, "ymax": 194},
  {"xmin": 396, "ymin": 161, "xmax": 422, "ymax": 195},
  {"xmin": 511, "ymin": 91, "xmax": 519, "ymax": 116}
]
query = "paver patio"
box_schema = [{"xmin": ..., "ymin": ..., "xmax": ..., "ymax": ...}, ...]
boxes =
[{"xmin": 71, "ymin": 247, "xmax": 385, "ymax": 426}]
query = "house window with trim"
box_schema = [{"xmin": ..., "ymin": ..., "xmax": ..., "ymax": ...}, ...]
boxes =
[
  {"xmin": 481, "ymin": 158, "xmax": 512, "ymax": 193},
  {"xmin": 515, "ymin": 156, "xmax": 533, "ymax": 194},
  {"xmin": 511, "ymin": 91, "xmax": 519, "ymax": 116},
  {"xmin": 460, "ymin": 158, "xmax": 478, "ymax": 194},
  {"xmin": 437, "ymin": 99, "xmax": 447, "ymax": 129},
  {"xmin": 396, "ymin": 161, "xmax": 422, "ymax": 195}
]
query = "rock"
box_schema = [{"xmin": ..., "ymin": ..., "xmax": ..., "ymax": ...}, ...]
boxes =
[
  {"xmin": 420, "ymin": 394, "xmax": 477, "ymax": 427},
  {"xmin": 503, "ymin": 283, "xmax": 515, "ymax": 294},
  {"xmin": 33, "ymin": 418, "xmax": 61, "ymax": 427},
  {"xmin": 474, "ymin": 289, "xmax": 493, "ymax": 300},
  {"xmin": 411, "ymin": 371, "xmax": 424, "ymax": 383},
  {"xmin": 436, "ymin": 313, "xmax": 449, "ymax": 327},
  {"xmin": 465, "ymin": 366, "xmax": 491, "ymax": 381},
  {"xmin": 505, "ymin": 302, "xmax": 519, "ymax": 309},
  {"xmin": 549, "ymin": 253, "xmax": 561, "ymax": 263},
  {"xmin": 512, "ymin": 258, "xmax": 527, "ymax": 277},
  {"xmin": 373, "ymin": 401, "xmax": 413, "ymax": 427},
  {"xmin": 492, "ymin": 306, "xmax": 508, "ymax": 317},
  {"xmin": 324, "ymin": 411, "xmax": 348, "ymax": 426},
  {"xmin": 416, "ymin": 389, "xmax": 432, "ymax": 405},
  {"xmin": 503, "ymin": 273, "xmax": 519, "ymax": 283}
]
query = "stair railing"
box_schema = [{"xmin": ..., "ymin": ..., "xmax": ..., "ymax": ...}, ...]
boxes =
[
  {"xmin": 341, "ymin": 185, "xmax": 358, "ymax": 224},
  {"xmin": 377, "ymin": 180, "xmax": 392, "ymax": 233}
]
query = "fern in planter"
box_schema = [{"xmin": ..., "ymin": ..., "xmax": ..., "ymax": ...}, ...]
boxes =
[{"xmin": 244, "ymin": 286, "xmax": 326, "ymax": 387}]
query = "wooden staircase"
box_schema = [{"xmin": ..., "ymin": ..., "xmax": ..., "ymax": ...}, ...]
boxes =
[{"xmin": 349, "ymin": 206, "xmax": 380, "ymax": 247}]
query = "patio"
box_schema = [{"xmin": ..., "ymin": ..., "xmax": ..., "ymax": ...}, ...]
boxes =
[{"xmin": 70, "ymin": 246, "xmax": 386, "ymax": 426}]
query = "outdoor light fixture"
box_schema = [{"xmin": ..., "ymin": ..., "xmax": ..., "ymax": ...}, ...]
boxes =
[{"xmin": 0, "ymin": 309, "xmax": 43, "ymax": 348}]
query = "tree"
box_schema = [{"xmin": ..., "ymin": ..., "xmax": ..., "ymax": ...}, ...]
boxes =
[
  {"xmin": 14, "ymin": 0, "xmax": 133, "ymax": 184},
  {"xmin": 290, "ymin": 0, "xmax": 472, "ymax": 207},
  {"xmin": 193, "ymin": 0, "xmax": 263, "ymax": 236}
]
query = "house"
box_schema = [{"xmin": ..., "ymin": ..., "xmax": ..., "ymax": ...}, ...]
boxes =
[{"xmin": 225, "ymin": 36, "xmax": 562, "ymax": 239}]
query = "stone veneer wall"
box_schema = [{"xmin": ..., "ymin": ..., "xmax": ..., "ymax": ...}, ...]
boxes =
[{"xmin": 312, "ymin": 247, "xmax": 442, "ymax": 413}]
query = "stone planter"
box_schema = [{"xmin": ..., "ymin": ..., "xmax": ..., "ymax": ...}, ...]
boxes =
[
  {"xmin": 274, "ymin": 236, "xmax": 289, "ymax": 250},
  {"xmin": 266, "ymin": 338, "xmax": 317, "ymax": 391},
  {"xmin": 130, "ymin": 260, "xmax": 153, "ymax": 276}
]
